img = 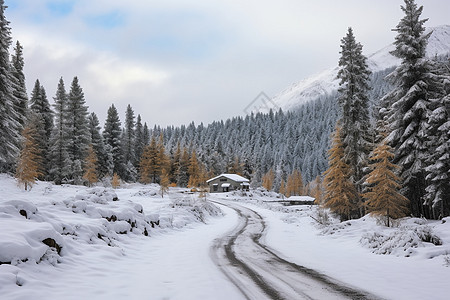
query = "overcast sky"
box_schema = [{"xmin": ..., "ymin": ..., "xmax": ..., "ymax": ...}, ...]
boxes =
[{"xmin": 6, "ymin": 0, "xmax": 450, "ymax": 127}]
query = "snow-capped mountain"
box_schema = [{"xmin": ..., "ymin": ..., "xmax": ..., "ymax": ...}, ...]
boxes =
[{"xmin": 273, "ymin": 25, "xmax": 450, "ymax": 112}]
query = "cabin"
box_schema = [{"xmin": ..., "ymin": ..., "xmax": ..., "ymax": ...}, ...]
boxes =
[
  {"xmin": 285, "ymin": 196, "xmax": 315, "ymax": 205},
  {"xmin": 206, "ymin": 174, "xmax": 250, "ymax": 193}
]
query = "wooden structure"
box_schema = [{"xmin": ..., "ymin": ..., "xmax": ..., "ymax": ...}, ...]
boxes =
[{"xmin": 206, "ymin": 174, "xmax": 250, "ymax": 193}]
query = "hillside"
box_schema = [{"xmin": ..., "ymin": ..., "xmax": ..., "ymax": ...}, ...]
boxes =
[{"xmin": 272, "ymin": 25, "xmax": 450, "ymax": 112}]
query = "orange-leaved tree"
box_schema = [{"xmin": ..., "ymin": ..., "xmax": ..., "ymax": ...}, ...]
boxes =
[
  {"xmin": 262, "ymin": 168, "xmax": 275, "ymax": 191},
  {"xmin": 83, "ymin": 144, "xmax": 98, "ymax": 187},
  {"xmin": 364, "ymin": 135, "xmax": 409, "ymax": 226},
  {"xmin": 323, "ymin": 125, "xmax": 358, "ymax": 221},
  {"xmin": 16, "ymin": 123, "xmax": 43, "ymax": 190}
]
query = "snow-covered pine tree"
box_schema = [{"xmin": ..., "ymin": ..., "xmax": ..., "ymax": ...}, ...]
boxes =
[
  {"xmin": 323, "ymin": 125, "xmax": 359, "ymax": 221},
  {"xmin": 0, "ymin": 1, "xmax": 20, "ymax": 172},
  {"xmin": 29, "ymin": 80, "xmax": 53, "ymax": 178},
  {"xmin": 364, "ymin": 129, "xmax": 409, "ymax": 227},
  {"xmin": 103, "ymin": 104, "xmax": 124, "ymax": 177},
  {"xmin": 279, "ymin": 179, "xmax": 286, "ymax": 197},
  {"xmin": 122, "ymin": 104, "xmax": 136, "ymax": 177},
  {"xmin": 383, "ymin": 0, "xmax": 441, "ymax": 218},
  {"xmin": 134, "ymin": 114, "xmax": 144, "ymax": 168},
  {"xmin": 170, "ymin": 141, "xmax": 181, "ymax": 183},
  {"xmin": 424, "ymin": 62, "xmax": 450, "ymax": 218},
  {"xmin": 67, "ymin": 76, "xmax": 90, "ymax": 182},
  {"xmin": 48, "ymin": 78, "xmax": 72, "ymax": 183},
  {"xmin": 143, "ymin": 122, "xmax": 150, "ymax": 145},
  {"xmin": 88, "ymin": 112, "xmax": 107, "ymax": 178},
  {"xmin": 177, "ymin": 147, "xmax": 190, "ymax": 187},
  {"xmin": 10, "ymin": 41, "xmax": 27, "ymax": 135},
  {"xmin": 336, "ymin": 27, "xmax": 372, "ymax": 216}
]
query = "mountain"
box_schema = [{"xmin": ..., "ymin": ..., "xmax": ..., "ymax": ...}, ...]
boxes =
[{"xmin": 272, "ymin": 25, "xmax": 450, "ymax": 112}]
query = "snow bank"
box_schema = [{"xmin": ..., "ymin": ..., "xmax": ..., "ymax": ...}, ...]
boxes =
[{"xmin": 0, "ymin": 176, "xmax": 224, "ymax": 291}]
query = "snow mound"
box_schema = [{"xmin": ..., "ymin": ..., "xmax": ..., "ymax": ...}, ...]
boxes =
[
  {"xmin": 0, "ymin": 217, "xmax": 63, "ymax": 265},
  {"xmin": 0, "ymin": 184, "xmax": 157, "ymax": 265},
  {"xmin": 167, "ymin": 193, "xmax": 223, "ymax": 227},
  {"xmin": 360, "ymin": 223, "xmax": 442, "ymax": 256}
]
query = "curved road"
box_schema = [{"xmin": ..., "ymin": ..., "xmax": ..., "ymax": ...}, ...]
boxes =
[{"xmin": 210, "ymin": 200, "xmax": 381, "ymax": 300}]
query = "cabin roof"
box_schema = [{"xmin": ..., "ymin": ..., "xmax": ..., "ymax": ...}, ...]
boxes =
[{"xmin": 206, "ymin": 173, "xmax": 250, "ymax": 183}]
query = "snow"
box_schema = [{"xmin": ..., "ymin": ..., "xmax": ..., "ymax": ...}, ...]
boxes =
[
  {"xmin": 219, "ymin": 191, "xmax": 450, "ymax": 300},
  {"xmin": 272, "ymin": 25, "xmax": 450, "ymax": 113},
  {"xmin": 0, "ymin": 175, "xmax": 241, "ymax": 299},
  {"xmin": 287, "ymin": 195, "xmax": 315, "ymax": 201},
  {"xmin": 206, "ymin": 173, "xmax": 249, "ymax": 183},
  {"xmin": 1, "ymin": 176, "xmax": 449, "ymax": 299}
]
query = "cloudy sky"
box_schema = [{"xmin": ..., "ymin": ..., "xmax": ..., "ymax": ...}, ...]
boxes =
[{"xmin": 6, "ymin": 0, "xmax": 450, "ymax": 127}]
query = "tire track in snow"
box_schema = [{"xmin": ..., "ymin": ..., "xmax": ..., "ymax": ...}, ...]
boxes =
[{"xmin": 210, "ymin": 200, "xmax": 382, "ymax": 300}]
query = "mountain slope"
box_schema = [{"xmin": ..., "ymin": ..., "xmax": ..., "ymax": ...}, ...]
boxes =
[{"xmin": 273, "ymin": 25, "xmax": 450, "ymax": 112}]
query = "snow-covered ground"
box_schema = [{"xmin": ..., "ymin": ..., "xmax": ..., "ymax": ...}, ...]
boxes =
[
  {"xmin": 0, "ymin": 175, "xmax": 241, "ymax": 299},
  {"xmin": 220, "ymin": 190, "xmax": 450, "ymax": 300},
  {"xmin": 1, "ymin": 176, "xmax": 449, "ymax": 299}
]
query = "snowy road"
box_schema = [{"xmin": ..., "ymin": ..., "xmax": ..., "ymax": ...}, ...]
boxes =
[{"xmin": 210, "ymin": 200, "xmax": 380, "ymax": 300}]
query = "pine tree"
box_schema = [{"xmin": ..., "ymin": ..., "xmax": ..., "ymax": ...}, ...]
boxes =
[
  {"xmin": 337, "ymin": 27, "xmax": 372, "ymax": 216},
  {"xmin": 48, "ymin": 78, "xmax": 71, "ymax": 183},
  {"xmin": 143, "ymin": 122, "xmax": 150, "ymax": 145},
  {"xmin": 67, "ymin": 76, "xmax": 90, "ymax": 182},
  {"xmin": 88, "ymin": 112, "xmax": 107, "ymax": 177},
  {"xmin": 29, "ymin": 80, "xmax": 53, "ymax": 178},
  {"xmin": 10, "ymin": 41, "xmax": 27, "ymax": 134},
  {"xmin": 364, "ymin": 132, "xmax": 409, "ymax": 226},
  {"xmin": 83, "ymin": 144, "xmax": 98, "ymax": 187},
  {"xmin": 16, "ymin": 119, "xmax": 42, "ymax": 190},
  {"xmin": 0, "ymin": 0, "xmax": 20, "ymax": 172},
  {"xmin": 177, "ymin": 147, "xmax": 190, "ymax": 187},
  {"xmin": 170, "ymin": 141, "xmax": 182, "ymax": 184},
  {"xmin": 383, "ymin": 0, "xmax": 441, "ymax": 218},
  {"xmin": 134, "ymin": 114, "xmax": 144, "ymax": 169},
  {"xmin": 425, "ymin": 91, "xmax": 450, "ymax": 218},
  {"xmin": 122, "ymin": 104, "xmax": 136, "ymax": 177},
  {"xmin": 103, "ymin": 104, "xmax": 123, "ymax": 177},
  {"xmin": 279, "ymin": 178, "xmax": 286, "ymax": 197},
  {"xmin": 323, "ymin": 125, "xmax": 359, "ymax": 221}
]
